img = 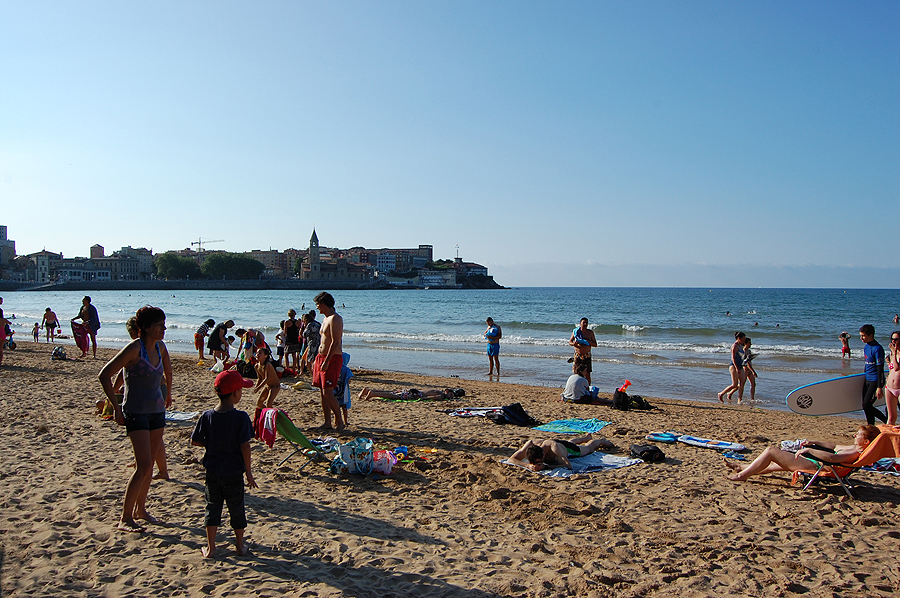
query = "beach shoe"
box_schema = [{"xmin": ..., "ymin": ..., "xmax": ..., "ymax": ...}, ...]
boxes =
[
  {"xmin": 722, "ymin": 450, "xmax": 746, "ymax": 461},
  {"xmin": 646, "ymin": 431, "xmax": 678, "ymax": 443}
]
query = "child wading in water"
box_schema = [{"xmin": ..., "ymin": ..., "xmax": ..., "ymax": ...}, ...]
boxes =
[{"xmin": 190, "ymin": 370, "xmax": 257, "ymax": 557}]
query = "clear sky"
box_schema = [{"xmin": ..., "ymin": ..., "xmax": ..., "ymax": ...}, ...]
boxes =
[{"xmin": 2, "ymin": 2, "xmax": 898, "ymax": 287}]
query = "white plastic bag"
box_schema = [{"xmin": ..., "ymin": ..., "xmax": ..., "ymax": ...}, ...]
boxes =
[{"xmin": 210, "ymin": 358, "xmax": 225, "ymax": 373}]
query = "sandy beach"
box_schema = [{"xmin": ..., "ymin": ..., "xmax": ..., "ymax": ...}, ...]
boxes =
[{"xmin": 1, "ymin": 342, "xmax": 898, "ymax": 598}]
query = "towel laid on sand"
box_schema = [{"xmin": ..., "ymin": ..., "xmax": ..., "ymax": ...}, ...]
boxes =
[
  {"xmin": 532, "ymin": 418, "xmax": 611, "ymax": 434},
  {"xmin": 165, "ymin": 411, "xmax": 200, "ymax": 422},
  {"xmin": 446, "ymin": 407, "xmax": 501, "ymax": 417},
  {"xmin": 862, "ymin": 457, "xmax": 900, "ymax": 475},
  {"xmin": 502, "ymin": 451, "xmax": 643, "ymax": 478}
]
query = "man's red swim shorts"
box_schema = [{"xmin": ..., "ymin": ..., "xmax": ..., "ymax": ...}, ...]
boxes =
[{"xmin": 312, "ymin": 353, "xmax": 342, "ymax": 389}]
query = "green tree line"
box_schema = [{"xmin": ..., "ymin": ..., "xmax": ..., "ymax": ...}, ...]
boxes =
[{"xmin": 153, "ymin": 253, "xmax": 266, "ymax": 280}]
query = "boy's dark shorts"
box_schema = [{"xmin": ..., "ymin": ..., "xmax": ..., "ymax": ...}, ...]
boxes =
[
  {"xmin": 124, "ymin": 411, "xmax": 166, "ymax": 434},
  {"xmin": 205, "ymin": 473, "xmax": 247, "ymax": 529}
]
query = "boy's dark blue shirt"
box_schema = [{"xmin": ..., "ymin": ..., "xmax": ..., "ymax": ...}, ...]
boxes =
[{"xmin": 190, "ymin": 408, "xmax": 253, "ymax": 477}]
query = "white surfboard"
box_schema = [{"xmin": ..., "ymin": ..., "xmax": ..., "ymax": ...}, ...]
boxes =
[
  {"xmin": 676, "ymin": 435, "xmax": 745, "ymax": 451},
  {"xmin": 785, "ymin": 373, "xmax": 884, "ymax": 415}
]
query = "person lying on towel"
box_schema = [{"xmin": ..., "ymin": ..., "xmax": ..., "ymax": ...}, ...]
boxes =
[
  {"xmin": 724, "ymin": 425, "xmax": 880, "ymax": 482},
  {"xmin": 508, "ymin": 434, "xmax": 615, "ymax": 472},
  {"xmin": 357, "ymin": 387, "xmax": 455, "ymax": 401}
]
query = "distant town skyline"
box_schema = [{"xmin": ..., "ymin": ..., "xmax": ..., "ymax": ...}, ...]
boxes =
[
  {"xmin": 0, "ymin": 224, "xmax": 501, "ymax": 290},
  {"xmin": 2, "ymin": 3, "xmax": 898, "ymax": 288}
]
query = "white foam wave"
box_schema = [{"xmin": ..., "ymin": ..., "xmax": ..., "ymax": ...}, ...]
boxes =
[
  {"xmin": 622, "ymin": 325, "xmax": 646, "ymax": 332},
  {"xmin": 345, "ymin": 330, "xmax": 571, "ymax": 347}
]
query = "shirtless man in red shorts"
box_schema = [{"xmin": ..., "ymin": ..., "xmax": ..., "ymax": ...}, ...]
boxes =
[{"xmin": 312, "ymin": 292, "xmax": 344, "ymax": 431}]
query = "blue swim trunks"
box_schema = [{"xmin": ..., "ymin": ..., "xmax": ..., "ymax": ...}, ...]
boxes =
[{"xmin": 487, "ymin": 343, "xmax": 499, "ymax": 357}]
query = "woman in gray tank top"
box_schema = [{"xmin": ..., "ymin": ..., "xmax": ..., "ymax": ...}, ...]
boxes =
[{"xmin": 99, "ymin": 306, "xmax": 172, "ymax": 533}]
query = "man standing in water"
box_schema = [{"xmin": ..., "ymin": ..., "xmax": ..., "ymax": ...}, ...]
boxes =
[
  {"xmin": 484, "ymin": 317, "xmax": 501, "ymax": 376},
  {"xmin": 313, "ymin": 292, "xmax": 344, "ymax": 431},
  {"xmin": 839, "ymin": 331, "xmax": 851, "ymax": 358},
  {"xmin": 569, "ymin": 317, "xmax": 598, "ymax": 384},
  {"xmin": 73, "ymin": 296, "xmax": 101, "ymax": 358}
]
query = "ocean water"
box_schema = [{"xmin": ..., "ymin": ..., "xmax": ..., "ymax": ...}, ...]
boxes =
[{"xmin": 3, "ymin": 287, "xmax": 898, "ymax": 412}]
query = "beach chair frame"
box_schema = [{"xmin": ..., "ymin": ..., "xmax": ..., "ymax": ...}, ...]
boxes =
[
  {"xmin": 801, "ymin": 428, "xmax": 900, "ymax": 500},
  {"xmin": 800, "ymin": 461, "xmax": 858, "ymax": 498},
  {"xmin": 274, "ymin": 411, "xmax": 328, "ymax": 470}
]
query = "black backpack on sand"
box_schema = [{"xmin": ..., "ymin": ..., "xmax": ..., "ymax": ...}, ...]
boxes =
[
  {"xmin": 630, "ymin": 444, "xmax": 665, "ymax": 463},
  {"xmin": 629, "ymin": 395, "xmax": 653, "ymax": 410},
  {"xmin": 612, "ymin": 389, "xmax": 630, "ymax": 411},
  {"xmin": 486, "ymin": 403, "xmax": 541, "ymax": 427}
]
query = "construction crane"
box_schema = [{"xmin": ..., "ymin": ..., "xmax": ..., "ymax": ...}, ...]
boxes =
[{"xmin": 191, "ymin": 238, "xmax": 224, "ymax": 251}]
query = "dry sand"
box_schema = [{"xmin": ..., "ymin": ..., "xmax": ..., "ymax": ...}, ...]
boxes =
[{"xmin": 1, "ymin": 342, "xmax": 899, "ymax": 598}]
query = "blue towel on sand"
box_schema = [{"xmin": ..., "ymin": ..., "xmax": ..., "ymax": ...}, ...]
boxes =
[
  {"xmin": 502, "ymin": 452, "xmax": 643, "ymax": 478},
  {"xmin": 532, "ymin": 418, "xmax": 611, "ymax": 434}
]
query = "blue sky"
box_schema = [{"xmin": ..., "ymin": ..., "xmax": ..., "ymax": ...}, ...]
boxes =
[{"xmin": 1, "ymin": 2, "xmax": 898, "ymax": 287}]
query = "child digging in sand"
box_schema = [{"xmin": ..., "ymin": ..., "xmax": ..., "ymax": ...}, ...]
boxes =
[{"xmin": 190, "ymin": 370, "xmax": 258, "ymax": 558}]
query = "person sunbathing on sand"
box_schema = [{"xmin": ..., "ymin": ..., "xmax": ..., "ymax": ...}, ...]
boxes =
[
  {"xmin": 724, "ymin": 425, "xmax": 880, "ymax": 481},
  {"xmin": 508, "ymin": 434, "xmax": 615, "ymax": 472},
  {"xmin": 357, "ymin": 387, "xmax": 455, "ymax": 401}
]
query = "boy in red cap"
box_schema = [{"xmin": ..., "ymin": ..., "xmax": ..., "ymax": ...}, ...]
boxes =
[{"xmin": 190, "ymin": 370, "xmax": 258, "ymax": 557}]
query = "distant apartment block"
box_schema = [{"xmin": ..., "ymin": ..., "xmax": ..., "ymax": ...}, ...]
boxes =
[
  {"xmin": 375, "ymin": 253, "xmax": 396, "ymax": 273},
  {"xmin": 29, "ymin": 250, "xmax": 63, "ymax": 283},
  {"xmin": 453, "ymin": 258, "xmax": 488, "ymax": 278},
  {"xmin": 419, "ymin": 269, "xmax": 457, "ymax": 287},
  {"xmin": 114, "ymin": 246, "xmax": 154, "ymax": 278}
]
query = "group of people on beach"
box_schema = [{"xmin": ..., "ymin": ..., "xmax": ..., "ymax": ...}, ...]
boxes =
[
  {"xmin": 715, "ymin": 325, "xmax": 900, "ymax": 493},
  {"xmin": 717, "ymin": 331, "xmax": 758, "ymax": 404},
  {"xmin": 93, "ymin": 292, "xmax": 347, "ymax": 556},
  {"xmin": 13, "ymin": 297, "xmax": 99, "ymax": 358}
]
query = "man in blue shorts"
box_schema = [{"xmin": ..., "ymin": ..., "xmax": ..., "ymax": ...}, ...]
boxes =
[{"xmin": 484, "ymin": 317, "xmax": 501, "ymax": 376}]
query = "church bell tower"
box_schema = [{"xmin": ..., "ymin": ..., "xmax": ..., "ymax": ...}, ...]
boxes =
[{"xmin": 309, "ymin": 229, "xmax": 320, "ymax": 280}]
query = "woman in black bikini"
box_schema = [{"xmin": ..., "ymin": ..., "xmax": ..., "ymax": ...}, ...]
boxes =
[{"xmin": 41, "ymin": 308, "xmax": 59, "ymax": 343}]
